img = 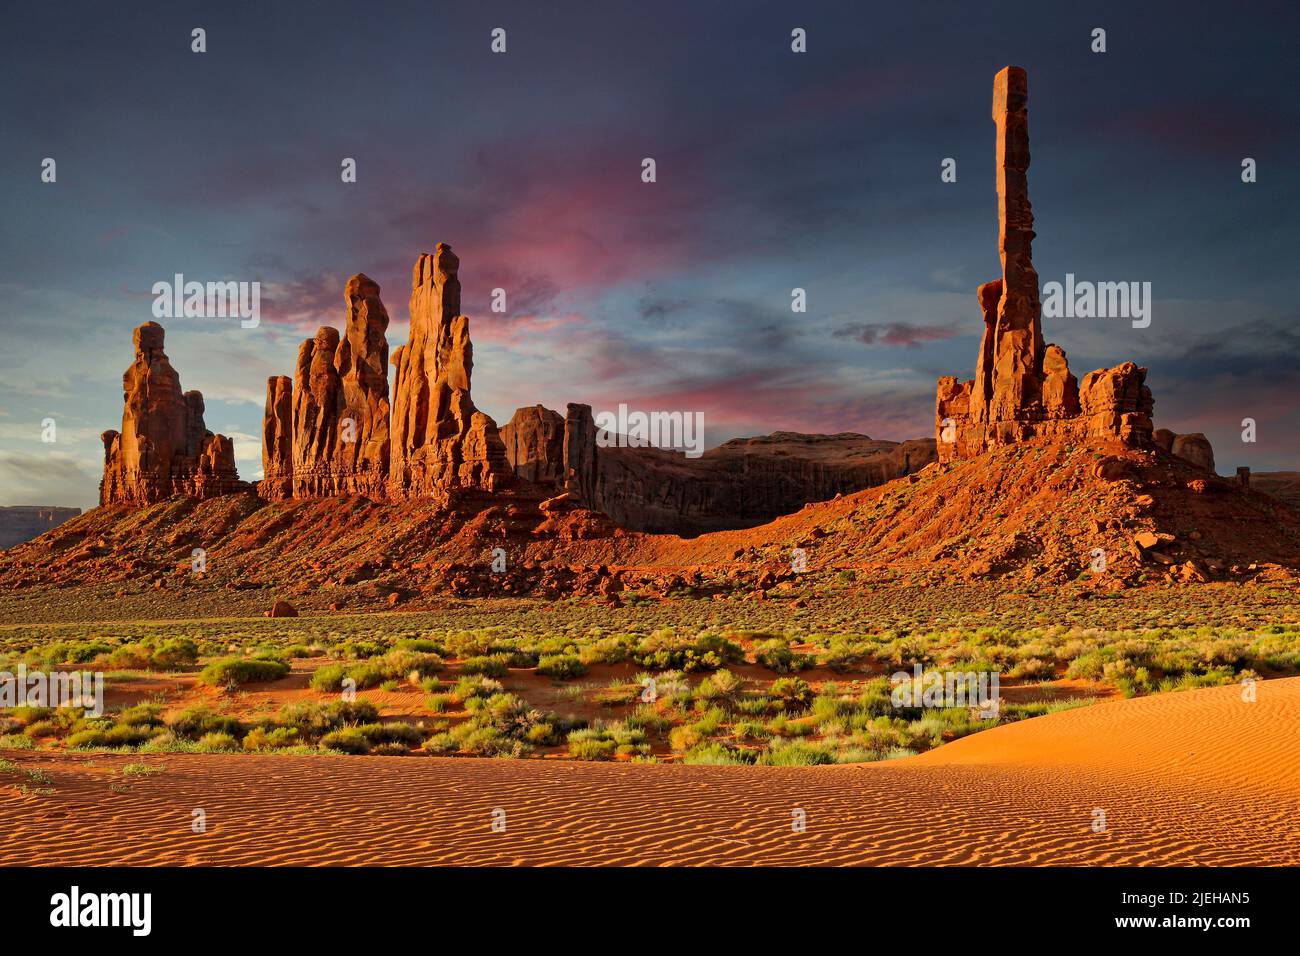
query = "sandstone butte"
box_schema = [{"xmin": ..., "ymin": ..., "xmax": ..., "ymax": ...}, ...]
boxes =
[{"xmin": 98, "ymin": 67, "xmax": 1228, "ymax": 532}]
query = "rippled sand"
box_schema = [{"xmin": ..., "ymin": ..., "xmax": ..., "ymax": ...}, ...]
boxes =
[{"xmin": 3, "ymin": 677, "xmax": 1296, "ymax": 866}]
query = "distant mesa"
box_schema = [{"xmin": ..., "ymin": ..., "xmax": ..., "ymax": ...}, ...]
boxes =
[
  {"xmin": 500, "ymin": 407, "xmax": 934, "ymax": 534},
  {"xmin": 0, "ymin": 506, "xmax": 81, "ymax": 550}
]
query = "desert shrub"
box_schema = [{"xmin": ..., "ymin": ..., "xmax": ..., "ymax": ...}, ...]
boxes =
[
  {"xmin": 151, "ymin": 637, "xmax": 199, "ymax": 669},
  {"xmin": 272, "ymin": 700, "xmax": 378, "ymax": 739},
  {"xmin": 5, "ymin": 705, "xmax": 54, "ymax": 726},
  {"xmin": 536, "ymin": 654, "xmax": 587, "ymax": 680},
  {"xmin": 682, "ymin": 743, "xmax": 752, "ymax": 765},
  {"xmin": 695, "ymin": 669, "xmax": 743, "ymax": 703},
  {"xmin": 242, "ymin": 726, "xmax": 301, "ymax": 751},
  {"xmin": 1007, "ymin": 656, "xmax": 1054, "ymax": 680},
  {"xmin": 321, "ymin": 728, "xmax": 370, "ymax": 754},
  {"xmin": 453, "ymin": 675, "xmax": 503, "ymax": 700},
  {"xmin": 196, "ymin": 732, "xmax": 239, "ymax": 752},
  {"xmin": 632, "ymin": 630, "xmax": 742, "ymax": 672},
  {"xmin": 117, "ymin": 704, "xmax": 163, "ymax": 727},
  {"xmin": 67, "ymin": 723, "xmax": 155, "ymax": 749},
  {"xmin": 394, "ymin": 638, "xmax": 446, "ymax": 655},
  {"xmin": 624, "ymin": 704, "xmax": 670, "ymax": 736},
  {"xmin": 107, "ymin": 643, "xmax": 152, "ymax": 670},
  {"xmin": 769, "ymin": 677, "xmax": 813, "ymax": 708},
  {"xmin": 337, "ymin": 639, "xmax": 386, "ymax": 660},
  {"xmin": 669, "ymin": 725, "xmax": 702, "ymax": 751},
  {"xmin": 568, "ymin": 735, "xmax": 616, "ymax": 761},
  {"xmin": 357, "ymin": 722, "xmax": 423, "ymax": 746},
  {"xmin": 460, "ymin": 654, "xmax": 510, "ymax": 678},
  {"xmin": 757, "ymin": 741, "xmax": 835, "ymax": 766},
  {"xmin": 577, "ymin": 636, "xmax": 633, "ymax": 666},
  {"xmin": 754, "ymin": 639, "xmax": 814, "ymax": 674},
  {"xmin": 379, "ymin": 649, "xmax": 444, "ymax": 678},
  {"xmin": 308, "ymin": 664, "xmax": 347, "ymax": 691},
  {"xmin": 199, "ymin": 657, "xmax": 290, "ymax": 688},
  {"xmin": 525, "ymin": 722, "xmax": 560, "ymax": 746},
  {"xmin": 23, "ymin": 719, "xmax": 58, "ymax": 738}
]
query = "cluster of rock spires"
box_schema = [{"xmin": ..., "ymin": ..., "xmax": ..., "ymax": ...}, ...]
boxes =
[
  {"xmin": 934, "ymin": 67, "xmax": 1212, "ymax": 472},
  {"xmin": 98, "ymin": 67, "xmax": 1219, "ymax": 521},
  {"xmin": 258, "ymin": 245, "xmax": 512, "ymax": 503},
  {"xmin": 100, "ymin": 322, "xmax": 244, "ymax": 506},
  {"xmin": 101, "ymin": 243, "xmax": 929, "ymax": 530}
]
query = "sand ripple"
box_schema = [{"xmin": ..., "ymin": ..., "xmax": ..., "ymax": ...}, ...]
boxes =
[{"xmin": 3, "ymin": 677, "xmax": 1297, "ymax": 866}]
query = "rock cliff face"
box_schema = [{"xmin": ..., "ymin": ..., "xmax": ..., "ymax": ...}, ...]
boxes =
[
  {"xmin": 500, "ymin": 405, "xmax": 565, "ymax": 484},
  {"xmin": 0, "ymin": 506, "xmax": 81, "ymax": 550},
  {"xmin": 935, "ymin": 67, "xmax": 1155, "ymax": 462},
  {"xmin": 100, "ymin": 322, "xmax": 243, "ymax": 506},
  {"xmin": 388, "ymin": 243, "xmax": 513, "ymax": 499},
  {"xmin": 501, "ymin": 404, "xmax": 935, "ymax": 535}
]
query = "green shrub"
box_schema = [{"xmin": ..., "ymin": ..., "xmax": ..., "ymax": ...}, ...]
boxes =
[
  {"xmin": 757, "ymin": 741, "xmax": 836, "ymax": 766},
  {"xmin": 242, "ymin": 727, "xmax": 301, "ymax": 751},
  {"xmin": 568, "ymin": 736, "xmax": 616, "ymax": 760},
  {"xmin": 321, "ymin": 728, "xmax": 371, "ymax": 754},
  {"xmin": 196, "ymin": 732, "xmax": 239, "ymax": 752},
  {"xmin": 107, "ymin": 644, "xmax": 152, "ymax": 670},
  {"xmin": 536, "ymin": 654, "xmax": 587, "ymax": 680},
  {"xmin": 770, "ymin": 677, "xmax": 814, "ymax": 708},
  {"xmin": 358, "ymin": 722, "xmax": 423, "ymax": 746},
  {"xmin": 755, "ymin": 639, "xmax": 814, "ymax": 673},
  {"xmin": 151, "ymin": 637, "xmax": 199, "ymax": 669},
  {"xmin": 460, "ymin": 655, "xmax": 510, "ymax": 678},
  {"xmin": 167, "ymin": 705, "xmax": 243, "ymax": 740},
  {"xmin": 199, "ymin": 657, "xmax": 290, "ymax": 688}
]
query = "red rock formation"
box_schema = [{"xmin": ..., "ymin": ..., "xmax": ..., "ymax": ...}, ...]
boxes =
[
  {"xmin": 388, "ymin": 244, "xmax": 512, "ymax": 498},
  {"xmin": 100, "ymin": 322, "xmax": 243, "ymax": 506},
  {"xmin": 935, "ymin": 67, "xmax": 1154, "ymax": 462},
  {"xmin": 259, "ymin": 375, "xmax": 293, "ymax": 499},
  {"xmin": 501, "ymin": 405, "xmax": 565, "ymax": 483}
]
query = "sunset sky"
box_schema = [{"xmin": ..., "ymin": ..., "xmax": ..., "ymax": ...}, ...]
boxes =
[{"xmin": 2, "ymin": 0, "xmax": 1297, "ymax": 509}]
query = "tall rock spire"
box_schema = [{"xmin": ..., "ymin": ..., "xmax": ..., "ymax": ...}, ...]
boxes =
[
  {"xmin": 935, "ymin": 67, "xmax": 1153, "ymax": 461},
  {"xmin": 388, "ymin": 243, "xmax": 512, "ymax": 498},
  {"xmin": 987, "ymin": 65, "xmax": 1044, "ymax": 424}
]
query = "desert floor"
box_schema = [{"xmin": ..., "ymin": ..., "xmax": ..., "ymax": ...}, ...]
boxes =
[{"xmin": 2, "ymin": 676, "xmax": 1296, "ymax": 866}]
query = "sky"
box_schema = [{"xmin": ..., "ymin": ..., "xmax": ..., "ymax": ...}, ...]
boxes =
[{"xmin": 1, "ymin": 0, "xmax": 1297, "ymax": 511}]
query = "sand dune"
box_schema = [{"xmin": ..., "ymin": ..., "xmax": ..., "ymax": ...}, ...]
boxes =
[{"xmin": 3, "ymin": 677, "xmax": 1297, "ymax": 866}]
